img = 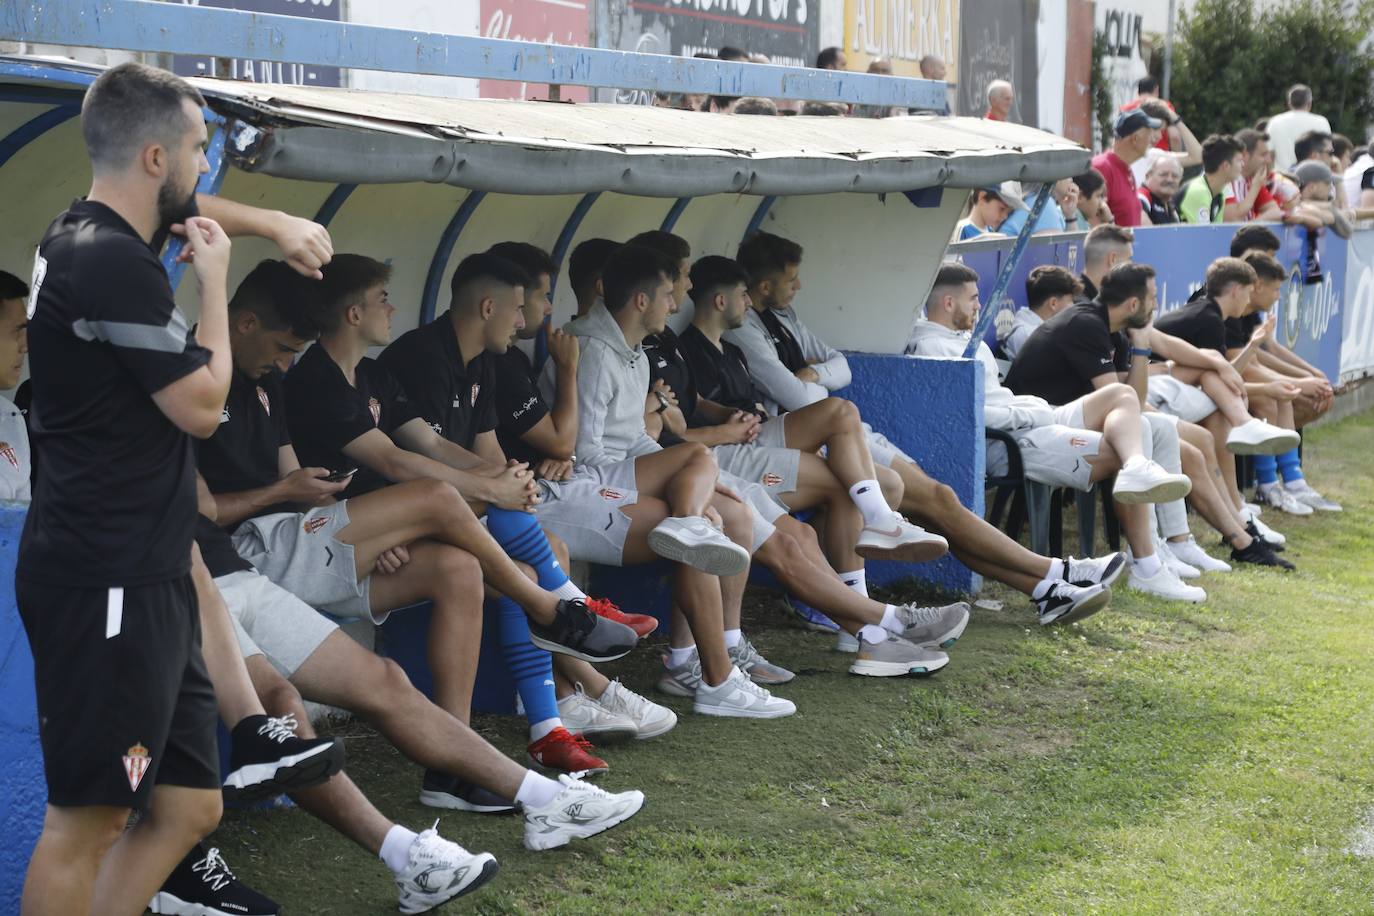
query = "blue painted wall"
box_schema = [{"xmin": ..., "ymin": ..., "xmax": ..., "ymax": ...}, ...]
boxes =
[{"xmin": 0, "ymin": 504, "xmax": 41, "ymax": 913}]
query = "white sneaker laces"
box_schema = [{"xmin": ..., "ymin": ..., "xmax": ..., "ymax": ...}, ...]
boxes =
[
  {"xmin": 258, "ymin": 714, "xmax": 301, "ymax": 744},
  {"xmin": 192, "ymin": 848, "xmax": 234, "ymax": 892}
]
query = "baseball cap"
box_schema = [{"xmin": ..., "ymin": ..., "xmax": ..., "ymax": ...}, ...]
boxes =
[
  {"xmin": 1294, "ymin": 159, "xmax": 1333, "ymax": 187},
  {"xmin": 1115, "ymin": 109, "xmax": 1162, "ymax": 138},
  {"xmin": 979, "ymin": 181, "xmax": 1029, "ymax": 212}
]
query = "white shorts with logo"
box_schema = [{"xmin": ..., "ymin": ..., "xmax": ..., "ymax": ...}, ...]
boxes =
[
  {"xmin": 534, "ymin": 473, "xmax": 640, "ymax": 566},
  {"xmin": 718, "ymin": 470, "xmax": 783, "ymax": 555},
  {"xmin": 215, "ymin": 570, "xmax": 339, "ymax": 677},
  {"xmin": 230, "ymin": 501, "xmax": 377, "ymax": 622},
  {"xmin": 987, "ymin": 398, "xmax": 1100, "ymax": 491},
  {"xmin": 1147, "ymin": 375, "xmax": 1217, "ymax": 423},
  {"xmin": 712, "ymin": 444, "xmax": 801, "ymax": 500}
]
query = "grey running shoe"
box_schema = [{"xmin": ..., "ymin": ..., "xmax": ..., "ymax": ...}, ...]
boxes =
[
  {"xmin": 655, "ymin": 649, "xmax": 702, "ymax": 698},
  {"xmin": 528, "ymin": 599, "xmax": 639, "ymax": 664},
  {"xmin": 1285, "ymin": 482, "xmax": 1342, "ymax": 512},
  {"xmin": 647, "ymin": 516, "xmax": 751, "ymax": 576},
  {"xmin": 895, "ymin": 601, "xmax": 970, "ymax": 649},
  {"xmin": 728, "ymin": 637, "xmax": 795, "ymax": 685},
  {"xmin": 693, "ymin": 666, "xmax": 796, "ymax": 718},
  {"xmin": 848, "ymin": 633, "xmax": 949, "ymax": 677}
]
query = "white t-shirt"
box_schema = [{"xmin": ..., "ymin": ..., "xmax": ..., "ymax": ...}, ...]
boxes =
[
  {"xmin": 1265, "ymin": 109, "xmax": 1332, "ymax": 171},
  {"xmin": 1343, "ymin": 154, "xmax": 1374, "ymax": 209},
  {"xmin": 0, "ymin": 395, "xmax": 31, "ymax": 502}
]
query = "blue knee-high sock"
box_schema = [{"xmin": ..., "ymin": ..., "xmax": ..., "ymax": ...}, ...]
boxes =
[
  {"xmin": 1277, "ymin": 447, "xmax": 1304, "ymax": 483},
  {"xmin": 1254, "ymin": 454, "xmax": 1278, "ymax": 486},
  {"xmin": 486, "ymin": 507, "xmax": 573, "ymax": 592},
  {"xmin": 487, "ymin": 596, "xmax": 559, "ymax": 729}
]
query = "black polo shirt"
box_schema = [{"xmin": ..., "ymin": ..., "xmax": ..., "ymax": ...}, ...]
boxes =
[
  {"xmin": 1224, "ymin": 312, "xmax": 1263, "ymax": 351},
  {"xmin": 1139, "ymin": 188, "xmax": 1179, "ymax": 225},
  {"xmin": 19, "ymin": 199, "xmax": 211, "ymax": 588},
  {"xmin": 197, "ymin": 370, "xmax": 294, "ymax": 522},
  {"xmin": 491, "ymin": 346, "xmax": 548, "ymax": 465},
  {"xmin": 195, "ymin": 514, "xmax": 252, "ymax": 579},
  {"xmin": 284, "ymin": 344, "xmax": 420, "ymax": 498},
  {"xmin": 378, "ymin": 311, "xmax": 498, "ymax": 451},
  {"xmin": 643, "ymin": 327, "xmax": 697, "ymax": 444},
  {"xmin": 1154, "ymin": 297, "xmax": 1227, "ymax": 355},
  {"xmin": 1005, "ymin": 300, "xmax": 1128, "ymax": 405},
  {"xmin": 676, "ymin": 324, "xmax": 765, "ymax": 421}
]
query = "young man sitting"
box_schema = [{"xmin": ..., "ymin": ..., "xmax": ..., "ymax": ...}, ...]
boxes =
[{"xmin": 999, "ymin": 265, "xmax": 1082, "ymax": 361}]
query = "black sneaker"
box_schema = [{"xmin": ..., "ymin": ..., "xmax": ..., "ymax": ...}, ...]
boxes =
[
  {"xmin": 528, "ymin": 598, "xmax": 639, "ymax": 663},
  {"xmin": 223, "ymin": 714, "xmax": 346, "ymax": 804},
  {"xmin": 1245, "ymin": 520, "xmax": 1285, "ymax": 552},
  {"xmin": 418, "ymin": 770, "xmax": 516, "ymax": 814},
  {"xmin": 1034, "ymin": 581, "xmax": 1111, "ymax": 626},
  {"xmin": 1231, "ymin": 538, "xmax": 1295, "ymax": 571},
  {"xmin": 149, "ymin": 844, "xmax": 279, "ymax": 915}
]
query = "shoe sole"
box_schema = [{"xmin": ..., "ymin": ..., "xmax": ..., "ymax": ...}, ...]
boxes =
[
  {"xmin": 1226, "ymin": 434, "xmax": 1301, "ymax": 456},
  {"xmin": 528, "ymin": 755, "xmax": 610, "ymax": 778},
  {"xmin": 909, "ymin": 607, "xmax": 970, "ymax": 650},
  {"xmin": 222, "ymin": 739, "xmax": 345, "ymax": 805},
  {"xmin": 1039, "ymin": 586, "xmax": 1111, "ymax": 626},
  {"xmin": 647, "ymin": 528, "xmax": 750, "ymax": 577},
  {"xmin": 632, "ymin": 714, "xmax": 679, "ymax": 740},
  {"xmin": 524, "ymin": 794, "xmax": 646, "ymax": 851},
  {"xmin": 848, "ymin": 655, "xmax": 950, "ymax": 677},
  {"xmin": 528, "ymin": 634, "xmax": 634, "ymax": 665},
  {"xmin": 834, "ymin": 638, "xmax": 860, "ymax": 654},
  {"xmin": 1127, "ymin": 581, "xmax": 1206, "ymax": 603},
  {"xmin": 742, "ymin": 668, "xmax": 796, "ymax": 685},
  {"xmin": 655, "ymin": 678, "xmax": 698, "ymax": 698},
  {"xmin": 855, "ymin": 537, "xmax": 949, "ymax": 564},
  {"xmin": 692, "ymin": 701, "xmax": 797, "ymax": 718},
  {"xmin": 399, "ymin": 855, "xmax": 501, "ymax": 914},
  {"xmin": 417, "ymin": 789, "xmax": 517, "ymax": 814},
  {"xmin": 150, "ymin": 890, "xmax": 275, "ymax": 916},
  {"xmin": 566, "ymin": 724, "xmax": 639, "ymax": 744},
  {"xmin": 1113, "ymin": 478, "xmax": 1191, "ymax": 505}
]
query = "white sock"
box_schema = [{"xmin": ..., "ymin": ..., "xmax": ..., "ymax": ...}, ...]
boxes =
[
  {"xmin": 553, "ymin": 581, "xmax": 585, "ymax": 601},
  {"xmin": 667, "ymin": 644, "xmax": 696, "ymax": 668},
  {"xmin": 723, "ymin": 628, "xmax": 743, "ymax": 648},
  {"xmin": 1031, "ymin": 578, "xmax": 1054, "ymax": 601},
  {"xmin": 515, "ymin": 770, "xmax": 562, "ymax": 809},
  {"xmin": 879, "ymin": 604, "xmax": 901, "ymax": 634},
  {"xmin": 529, "ymin": 717, "xmax": 561, "ymax": 742},
  {"xmin": 1046, "ymin": 558, "xmax": 1065, "ymax": 581},
  {"xmin": 1134, "ymin": 553, "xmax": 1163, "ymax": 577},
  {"xmin": 849, "ymin": 480, "xmax": 891, "ymax": 528},
  {"xmin": 859, "ymin": 624, "xmax": 888, "ymax": 645},
  {"xmin": 839, "ymin": 569, "xmax": 867, "ymax": 597},
  {"xmin": 379, "ymin": 824, "xmax": 419, "ymax": 875}
]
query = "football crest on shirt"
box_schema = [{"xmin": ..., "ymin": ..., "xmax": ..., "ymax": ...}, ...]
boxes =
[
  {"xmin": 0, "ymin": 442, "xmax": 17, "ymax": 468},
  {"xmin": 304, "ymin": 516, "xmax": 329, "ymax": 534},
  {"xmin": 123, "ymin": 743, "xmax": 151, "ymax": 792},
  {"xmin": 762, "ymin": 472, "xmax": 784, "ymax": 487},
  {"xmin": 256, "ymin": 386, "xmax": 271, "ymax": 415},
  {"xmin": 368, "ymin": 397, "xmax": 381, "ymax": 426},
  {"xmin": 470, "ymin": 383, "xmax": 481, "ymax": 407},
  {"xmin": 598, "ymin": 488, "xmax": 624, "ymax": 501}
]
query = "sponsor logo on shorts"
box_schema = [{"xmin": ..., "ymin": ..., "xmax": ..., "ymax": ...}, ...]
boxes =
[
  {"xmin": 257, "ymin": 386, "xmax": 271, "ymax": 415},
  {"xmin": 0, "ymin": 442, "xmax": 17, "ymax": 468},
  {"xmin": 470, "ymin": 383, "xmax": 481, "ymax": 406},
  {"xmin": 368, "ymin": 397, "xmax": 381, "ymax": 426},
  {"xmin": 762, "ymin": 472, "xmax": 784, "ymax": 487},
  {"xmin": 304, "ymin": 517, "xmax": 329, "ymax": 534},
  {"xmin": 123, "ymin": 743, "xmax": 151, "ymax": 793},
  {"xmin": 598, "ymin": 487, "xmax": 624, "ymax": 501},
  {"xmin": 1070, "ymin": 436, "xmax": 1089, "ymax": 448}
]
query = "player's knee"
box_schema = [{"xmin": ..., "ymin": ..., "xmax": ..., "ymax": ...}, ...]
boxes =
[
  {"xmin": 256, "ymin": 672, "xmax": 307, "ymax": 725},
  {"xmin": 934, "ymin": 482, "xmax": 960, "ymax": 510},
  {"xmin": 375, "ymin": 657, "xmax": 417, "ymax": 707}
]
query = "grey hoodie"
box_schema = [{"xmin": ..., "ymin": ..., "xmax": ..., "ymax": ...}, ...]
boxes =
[{"xmin": 544, "ymin": 301, "xmax": 660, "ymax": 468}]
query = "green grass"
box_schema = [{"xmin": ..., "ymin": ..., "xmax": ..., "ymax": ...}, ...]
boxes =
[{"xmin": 212, "ymin": 408, "xmax": 1374, "ymax": 914}]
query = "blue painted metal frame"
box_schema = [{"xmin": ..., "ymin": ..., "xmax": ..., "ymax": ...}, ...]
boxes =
[
  {"xmin": 743, "ymin": 196, "xmax": 777, "ymax": 242},
  {"xmin": 313, "ymin": 183, "xmax": 357, "ymax": 227},
  {"xmin": 660, "ymin": 197, "xmax": 692, "ymax": 233},
  {"xmin": 0, "ymin": 105, "xmax": 78, "ymax": 170},
  {"xmin": 420, "ymin": 191, "xmax": 487, "ymax": 327},
  {"xmin": 962, "ymin": 190, "xmax": 1051, "ymax": 357},
  {"xmin": 1, "ymin": 0, "xmax": 948, "ymax": 110},
  {"xmin": 161, "ymin": 118, "xmax": 231, "ymax": 288},
  {"xmin": 535, "ymin": 191, "xmax": 601, "ymax": 369}
]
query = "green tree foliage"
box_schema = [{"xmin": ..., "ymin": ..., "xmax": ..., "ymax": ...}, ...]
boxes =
[{"xmin": 1172, "ymin": 0, "xmax": 1374, "ymax": 140}]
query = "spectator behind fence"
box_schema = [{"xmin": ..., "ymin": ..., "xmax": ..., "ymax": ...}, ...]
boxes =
[
  {"xmin": 1131, "ymin": 99, "xmax": 1203, "ymax": 184},
  {"xmin": 1072, "ymin": 168, "xmax": 1110, "ymax": 229},
  {"xmin": 1343, "ymin": 143, "xmax": 1374, "ymax": 210},
  {"xmin": 1180, "ymin": 134, "xmax": 1244, "ymax": 224},
  {"xmin": 919, "ymin": 55, "xmax": 951, "ymax": 115},
  {"xmin": 1093, "ymin": 109, "xmax": 1161, "ymax": 227},
  {"xmin": 1295, "ymin": 159, "xmax": 1352, "ymax": 238},
  {"xmin": 855, "ymin": 58, "xmax": 905, "ymax": 118},
  {"xmin": 800, "ymin": 101, "xmax": 846, "ymax": 116},
  {"xmin": 1138, "ymin": 155, "xmax": 1182, "ymax": 225},
  {"xmin": 1226, "ymin": 129, "xmax": 1283, "ymax": 222},
  {"xmin": 1000, "ymin": 178, "xmax": 1077, "ymax": 236},
  {"xmin": 816, "ymin": 46, "xmax": 846, "ymax": 70},
  {"xmin": 985, "ymin": 79, "xmax": 1014, "ymax": 122},
  {"xmin": 733, "ymin": 97, "xmax": 777, "ymax": 116},
  {"xmin": 1266, "ymin": 83, "xmax": 1332, "ymax": 171},
  {"xmin": 954, "ymin": 184, "xmax": 1027, "ymax": 240}
]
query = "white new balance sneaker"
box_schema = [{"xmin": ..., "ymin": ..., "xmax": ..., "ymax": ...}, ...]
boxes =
[
  {"xmin": 1164, "ymin": 535, "xmax": 1232, "ymax": 573},
  {"xmin": 693, "ymin": 666, "xmax": 796, "ymax": 719},
  {"xmin": 1127, "ymin": 564, "xmax": 1207, "ymax": 603},
  {"xmin": 597, "ymin": 678, "xmax": 677, "ymax": 740},
  {"xmin": 1255, "ymin": 484, "xmax": 1314, "ymax": 516},
  {"xmin": 647, "ymin": 516, "xmax": 751, "ymax": 576},
  {"xmin": 395, "ymin": 822, "xmax": 499, "ymax": 913},
  {"xmin": 856, "ymin": 512, "xmax": 948, "ymax": 563},
  {"xmin": 1113, "ymin": 457, "xmax": 1192, "ymax": 505},
  {"xmin": 522, "ymin": 775, "xmax": 646, "ymax": 851},
  {"xmin": 1284, "ymin": 480, "xmax": 1342, "ymax": 512},
  {"xmin": 557, "ymin": 685, "xmax": 638, "ymax": 743},
  {"xmin": 1226, "ymin": 418, "xmax": 1301, "ymax": 456}
]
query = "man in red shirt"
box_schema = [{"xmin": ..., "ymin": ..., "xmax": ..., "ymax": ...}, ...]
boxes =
[
  {"xmin": 1092, "ymin": 109, "xmax": 1160, "ymax": 227},
  {"xmin": 1120, "ymin": 77, "xmax": 1177, "ymax": 152},
  {"xmin": 1225, "ymin": 128, "xmax": 1284, "ymax": 222}
]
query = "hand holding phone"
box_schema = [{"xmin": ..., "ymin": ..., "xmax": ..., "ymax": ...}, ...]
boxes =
[{"xmin": 324, "ymin": 467, "xmax": 358, "ymax": 483}]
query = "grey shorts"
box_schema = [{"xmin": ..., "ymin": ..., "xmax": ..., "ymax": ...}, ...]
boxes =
[
  {"xmin": 534, "ymin": 474, "xmax": 640, "ymax": 566},
  {"xmin": 215, "ymin": 570, "xmax": 339, "ymax": 677},
  {"xmin": 753, "ymin": 415, "xmax": 788, "ymax": 448},
  {"xmin": 988, "ymin": 425, "xmax": 1103, "ymax": 490},
  {"xmin": 230, "ymin": 501, "xmax": 376, "ymax": 622},
  {"xmin": 712, "ymin": 444, "xmax": 801, "ymax": 499},
  {"xmin": 1148, "ymin": 375, "xmax": 1217, "ymax": 423},
  {"xmin": 862, "ymin": 423, "xmax": 914, "ymax": 468},
  {"xmin": 718, "ymin": 470, "xmax": 783, "ymax": 555}
]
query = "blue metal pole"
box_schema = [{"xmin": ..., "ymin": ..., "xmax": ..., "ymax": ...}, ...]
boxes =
[
  {"xmin": 660, "ymin": 197, "xmax": 692, "ymax": 233},
  {"xmin": 162, "ymin": 116, "xmax": 231, "ymax": 290},
  {"xmin": 419, "ymin": 191, "xmax": 487, "ymax": 326},
  {"xmin": 0, "ymin": 105, "xmax": 79, "ymax": 171},
  {"xmin": 537, "ymin": 191, "xmax": 600, "ymax": 370},
  {"xmin": 312, "ymin": 184, "xmax": 357, "ymax": 227},
  {"xmin": 962, "ymin": 189, "xmax": 1051, "ymax": 358},
  {"xmin": 743, "ymin": 196, "xmax": 777, "ymax": 242}
]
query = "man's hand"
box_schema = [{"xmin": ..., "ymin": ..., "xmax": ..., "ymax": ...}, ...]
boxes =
[
  {"xmin": 714, "ymin": 480, "xmax": 745, "ymax": 503},
  {"xmin": 1127, "ymin": 323, "xmax": 1152, "ymax": 347},
  {"xmin": 715, "ymin": 411, "xmax": 760, "ymax": 445},
  {"xmin": 270, "ymin": 212, "xmax": 333, "ymax": 279},
  {"xmin": 535, "ymin": 457, "xmax": 574, "ymax": 481},
  {"xmin": 547, "ymin": 328, "xmax": 580, "ymax": 369},
  {"xmin": 646, "ymin": 379, "xmax": 676, "ymax": 415},
  {"xmin": 1210, "ymin": 354, "xmax": 1246, "ymax": 399},
  {"xmin": 1294, "ymin": 376, "xmax": 1331, "ymax": 400},
  {"xmin": 278, "ymin": 467, "xmax": 351, "ymax": 506},
  {"xmin": 374, "ymin": 544, "xmax": 410, "ymax": 575},
  {"xmin": 486, "ymin": 462, "xmax": 540, "ymax": 512},
  {"xmin": 794, "ymin": 366, "xmax": 821, "ymax": 384},
  {"xmin": 1263, "ymin": 380, "xmax": 1301, "ymax": 401},
  {"xmin": 174, "ymin": 217, "xmax": 232, "ymax": 288},
  {"xmin": 1252, "ymin": 314, "xmax": 1277, "ymax": 346}
]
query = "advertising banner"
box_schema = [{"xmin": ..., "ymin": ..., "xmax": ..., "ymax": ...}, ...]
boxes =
[
  {"xmin": 1340, "ymin": 228, "xmax": 1374, "ymax": 382},
  {"xmin": 842, "ymin": 0, "xmax": 958, "ymax": 84},
  {"xmin": 955, "ymin": 0, "xmax": 1037, "ymax": 125},
  {"xmin": 171, "ymin": 0, "xmax": 342, "ymax": 87},
  {"xmin": 480, "ymin": 0, "xmax": 591, "ymax": 101}
]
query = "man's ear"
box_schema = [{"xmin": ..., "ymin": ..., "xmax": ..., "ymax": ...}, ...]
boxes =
[
  {"xmin": 233, "ymin": 310, "xmax": 258, "ymax": 335},
  {"xmin": 479, "ymin": 296, "xmax": 495, "ymax": 320},
  {"xmin": 140, "ymin": 141, "xmax": 167, "ymax": 179}
]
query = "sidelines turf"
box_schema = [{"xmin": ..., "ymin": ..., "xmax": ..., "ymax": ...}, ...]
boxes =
[{"xmin": 210, "ymin": 407, "xmax": 1374, "ymax": 914}]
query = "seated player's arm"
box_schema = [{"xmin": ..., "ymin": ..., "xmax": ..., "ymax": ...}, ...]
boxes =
[
  {"xmin": 384, "ymin": 419, "xmax": 511, "ymax": 497},
  {"xmin": 210, "ymin": 444, "xmax": 345, "ymax": 527},
  {"xmin": 532, "ymin": 328, "xmax": 580, "ymax": 460},
  {"xmin": 194, "ymin": 195, "xmax": 333, "ymax": 279},
  {"xmin": 692, "ymin": 396, "xmax": 737, "ymax": 426},
  {"xmin": 196, "ymin": 473, "xmax": 218, "ymax": 521},
  {"xmin": 795, "ymin": 324, "xmax": 852, "ymax": 389},
  {"xmin": 516, "ymin": 412, "xmax": 577, "ymax": 462},
  {"xmin": 730, "ymin": 319, "xmax": 827, "ymax": 410}
]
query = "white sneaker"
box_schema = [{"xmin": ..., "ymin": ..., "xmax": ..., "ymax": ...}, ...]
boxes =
[
  {"xmin": 557, "ymin": 685, "xmax": 638, "ymax": 743},
  {"xmin": 1164, "ymin": 535, "xmax": 1231, "ymax": 573},
  {"xmin": 1127, "ymin": 563, "xmax": 1207, "ymax": 603},
  {"xmin": 1256, "ymin": 484, "xmax": 1314, "ymax": 516},
  {"xmin": 396, "ymin": 821, "xmax": 499, "ymax": 913},
  {"xmin": 1226, "ymin": 418, "xmax": 1301, "ymax": 456},
  {"xmin": 597, "ymin": 679, "xmax": 678, "ymax": 740},
  {"xmin": 693, "ymin": 666, "xmax": 796, "ymax": 719},
  {"xmin": 647, "ymin": 516, "xmax": 751, "ymax": 576},
  {"xmin": 835, "ymin": 630, "xmax": 860, "ymax": 653},
  {"xmin": 1113, "ymin": 457, "xmax": 1192, "ymax": 505},
  {"xmin": 1240, "ymin": 503, "xmax": 1286, "ymax": 545},
  {"xmin": 1284, "ymin": 481, "xmax": 1342, "ymax": 512},
  {"xmin": 1128, "ymin": 540, "xmax": 1200, "ymax": 579},
  {"xmin": 855, "ymin": 512, "xmax": 948, "ymax": 563},
  {"xmin": 522, "ymin": 775, "xmax": 645, "ymax": 851}
]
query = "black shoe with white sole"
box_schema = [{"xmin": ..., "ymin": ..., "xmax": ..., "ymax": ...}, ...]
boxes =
[
  {"xmin": 419, "ymin": 770, "xmax": 517, "ymax": 814},
  {"xmin": 223, "ymin": 713, "xmax": 345, "ymax": 804},
  {"xmin": 149, "ymin": 844, "xmax": 279, "ymax": 916},
  {"xmin": 1231, "ymin": 538, "xmax": 1295, "ymax": 571},
  {"xmin": 1245, "ymin": 520, "xmax": 1285, "ymax": 552},
  {"xmin": 1035, "ymin": 581, "xmax": 1111, "ymax": 626},
  {"xmin": 528, "ymin": 598, "xmax": 639, "ymax": 664}
]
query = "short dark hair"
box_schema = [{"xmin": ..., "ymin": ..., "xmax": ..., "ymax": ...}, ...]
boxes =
[
  {"xmin": 1137, "ymin": 76, "xmax": 1159, "ymax": 95},
  {"xmin": 1140, "ymin": 99, "xmax": 1173, "ymax": 123},
  {"xmin": 1333, "ymin": 134, "xmax": 1354, "ymax": 160},
  {"xmin": 816, "ymin": 47, "xmax": 844, "ymax": 69},
  {"xmin": 1099, "ymin": 262, "xmax": 1156, "ymax": 307},
  {"xmin": 688, "ymin": 256, "xmax": 750, "ymax": 304},
  {"xmin": 718, "ymin": 46, "xmax": 749, "ymax": 62},
  {"xmin": 1073, "ymin": 167, "xmax": 1106, "ymax": 198},
  {"xmin": 485, "ymin": 242, "xmax": 556, "ymax": 283},
  {"xmin": 925, "ymin": 262, "xmax": 979, "ymax": 313},
  {"xmin": 737, "ymin": 231, "xmax": 803, "ymax": 285},
  {"xmin": 1025, "ymin": 265, "xmax": 1083, "ymax": 310},
  {"xmin": 601, "ymin": 245, "xmax": 678, "ymax": 314},
  {"xmin": 1243, "ymin": 251, "xmax": 1287, "ymax": 283},
  {"xmin": 800, "ymin": 101, "xmax": 847, "ymax": 116},
  {"xmin": 0, "ymin": 269, "xmax": 29, "ymax": 302},
  {"xmin": 1288, "ymin": 84, "xmax": 1312, "ymax": 109},
  {"xmin": 732, "ymin": 97, "xmax": 778, "ymax": 116},
  {"xmin": 1206, "ymin": 257, "xmax": 1258, "ymax": 298},
  {"xmin": 449, "ymin": 252, "xmax": 530, "ymax": 308},
  {"xmin": 229, "ymin": 260, "xmax": 327, "ymax": 340},
  {"xmin": 568, "ymin": 238, "xmax": 620, "ymax": 296},
  {"xmin": 81, "ymin": 62, "xmax": 206, "ymax": 171},
  {"xmin": 1254, "ymin": 116, "xmax": 1270, "ymax": 133},
  {"xmin": 1234, "ymin": 128, "xmax": 1268, "ymax": 154},
  {"xmin": 625, "ymin": 230, "xmax": 691, "ymax": 263},
  {"xmin": 1293, "ymin": 129, "xmax": 1332, "ymax": 163},
  {"xmin": 1084, "ymin": 224, "xmax": 1135, "ymax": 267},
  {"xmin": 318, "ymin": 254, "xmax": 393, "ymax": 331},
  {"xmin": 1229, "ymin": 224, "xmax": 1281, "ymax": 257},
  {"xmin": 1201, "ymin": 134, "xmax": 1244, "ymax": 173}
]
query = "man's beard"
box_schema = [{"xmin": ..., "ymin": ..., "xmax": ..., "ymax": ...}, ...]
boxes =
[
  {"xmin": 1126, "ymin": 304, "xmax": 1152, "ymax": 329},
  {"xmin": 157, "ymin": 171, "xmax": 199, "ymax": 234}
]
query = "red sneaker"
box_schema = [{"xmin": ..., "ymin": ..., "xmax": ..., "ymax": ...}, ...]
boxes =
[
  {"xmin": 528, "ymin": 727, "xmax": 609, "ymax": 776},
  {"xmin": 585, "ymin": 596, "xmax": 658, "ymax": 639}
]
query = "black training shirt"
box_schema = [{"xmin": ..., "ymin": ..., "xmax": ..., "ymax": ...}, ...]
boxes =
[
  {"xmin": 1005, "ymin": 300, "xmax": 1128, "ymax": 405},
  {"xmin": 1154, "ymin": 298, "xmax": 1227, "ymax": 355},
  {"xmin": 19, "ymin": 200, "xmax": 211, "ymax": 588},
  {"xmin": 284, "ymin": 344, "xmax": 419, "ymax": 498},
  {"xmin": 643, "ymin": 327, "xmax": 697, "ymax": 444},
  {"xmin": 378, "ymin": 312, "xmax": 497, "ymax": 451},
  {"xmin": 195, "ymin": 514, "xmax": 252, "ymax": 578},
  {"xmin": 676, "ymin": 325, "xmax": 765, "ymax": 420},
  {"xmin": 1224, "ymin": 312, "xmax": 1263, "ymax": 351},
  {"xmin": 198, "ymin": 370, "xmax": 294, "ymax": 522},
  {"xmin": 490, "ymin": 347, "xmax": 549, "ymax": 465}
]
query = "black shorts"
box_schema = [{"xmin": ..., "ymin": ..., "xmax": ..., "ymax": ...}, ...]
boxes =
[{"xmin": 16, "ymin": 575, "xmax": 220, "ymax": 810}]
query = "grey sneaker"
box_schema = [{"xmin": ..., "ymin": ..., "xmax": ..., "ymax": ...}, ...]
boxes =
[
  {"xmin": 895, "ymin": 602, "xmax": 970, "ymax": 649},
  {"xmin": 647, "ymin": 516, "xmax": 751, "ymax": 576},
  {"xmin": 848, "ymin": 632, "xmax": 948, "ymax": 677},
  {"xmin": 655, "ymin": 649, "xmax": 702, "ymax": 698},
  {"xmin": 693, "ymin": 666, "xmax": 796, "ymax": 719},
  {"xmin": 1285, "ymin": 482, "xmax": 1342, "ymax": 512},
  {"xmin": 728, "ymin": 637, "xmax": 794, "ymax": 685},
  {"xmin": 528, "ymin": 599, "xmax": 639, "ymax": 664}
]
